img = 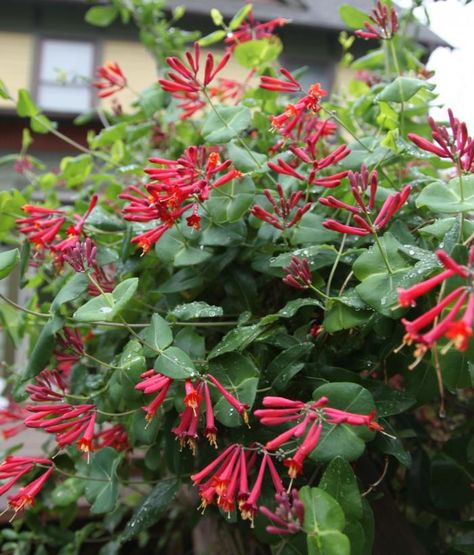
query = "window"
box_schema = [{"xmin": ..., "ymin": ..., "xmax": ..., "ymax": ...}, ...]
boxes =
[{"xmin": 36, "ymin": 38, "xmax": 95, "ymax": 114}]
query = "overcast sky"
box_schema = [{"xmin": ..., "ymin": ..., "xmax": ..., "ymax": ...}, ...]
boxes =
[{"xmin": 398, "ymin": 0, "xmax": 474, "ymax": 128}]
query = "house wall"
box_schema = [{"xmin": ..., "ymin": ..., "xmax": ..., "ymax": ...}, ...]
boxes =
[{"xmin": 0, "ymin": 32, "xmax": 34, "ymax": 110}]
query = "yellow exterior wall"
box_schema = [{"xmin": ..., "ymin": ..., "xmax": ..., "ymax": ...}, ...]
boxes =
[
  {"xmin": 101, "ymin": 40, "xmax": 158, "ymax": 107},
  {"xmin": 0, "ymin": 32, "xmax": 34, "ymax": 109}
]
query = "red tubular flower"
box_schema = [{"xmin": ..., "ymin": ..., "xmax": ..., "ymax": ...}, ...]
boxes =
[
  {"xmin": 26, "ymin": 369, "xmax": 67, "ymax": 402},
  {"xmin": 224, "ymin": 10, "xmax": 289, "ymax": 50},
  {"xmin": 24, "ymin": 393, "xmax": 96, "ymax": 453},
  {"xmin": 203, "ymin": 382, "xmax": 218, "ymax": 448},
  {"xmin": 17, "ymin": 205, "xmax": 66, "ymax": 248},
  {"xmin": 260, "ymin": 489, "xmax": 305, "ymax": 536},
  {"xmin": 184, "ymin": 379, "xmax": 203, "ymax": 414},
  {"xmin": 251, "ymin": 184, "xmax": 312, "ymax": 231},
  {"xmin": 284, "ymin": 421, "xmax": 322, "ymax": 479},
  {"xmin": 159, "ymin": 43, "xmax": 230, "ymax": 119},
  {"xmin": 121, "ymin": 147, "xmax": 240, "ymax": 252},
  {"xmin": 95, "ymin": 424, "xmax": 130, "ymax": 452},
  {"xmin": 397, "ymin": 269, "xmax": 455, "ymax": 308},
  {"xmin": 398, "ymin": 248, "xmax": 474, "ymax": 361},
  {"xmin": 257, "ymin": 394, "xmax": 381, "ymax": 469},
  {"xmin": 135, "ymin": 371, "xmax": 173, "ymax": 422},
  {"xmin": 53, "ymin": 328, "xmax": 85, "ymax": 374},
  {"xmin": 408, "ymin": 109, "xmax": 474, "ymax": 172},
  {"xmin": 240, "ymin": 453, "xmax": 284, "ymax": 526},
  {"xmin": 206, "ymin": 374, "xmax": 249, "ymax": 424},
  {"xmin": 354, "ymin": 0, "xmax": 398, "ymax": 40},
  {"xmin": 63, "ymin": 237, "xmax": 97, "ymax": 273},
  {"xmin": 268, "ymin": 133, "xmax": 349, "ymax": 189},
  {"xmin": 321, "ymin": 165, "xmax": 410, "ymax": 236},
  {"xmin": 283, "ymin": 256, "xmax": 313, "ymax": 289},
  {"xmin": 53, "ymin": 194, "xmax": 98, "ymax": 254},
  {"xmin": 0, "ymin": 456, "xmax": 54, "ymax": 515},
  {"xmin": 0, "ymin": 402, "xmax": 28, "ymax": 439},
  {"xmin": 261, "ymin": 69, "xmax": 302, "ymax": 93},
  {"xmin": 93, "ymin": 62, "xmax": 127, "ymax": 98},
  {"xmin": 76, "ymin": 410, "xmax": 97, "ymax": 454}
]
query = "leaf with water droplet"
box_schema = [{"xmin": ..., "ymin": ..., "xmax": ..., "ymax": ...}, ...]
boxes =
[
  {"xmin": 120, "ymin": 478, "xmax": 178, "ymax": 543},
  {"xmin": 73, "ymin": 278, "xmax": 138, "ymax": 322}
]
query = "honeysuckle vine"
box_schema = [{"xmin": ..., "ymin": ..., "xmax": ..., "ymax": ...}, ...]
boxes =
[{"xmin": 0, "ymin": 1, "xmax": 472, "ymax": 554}]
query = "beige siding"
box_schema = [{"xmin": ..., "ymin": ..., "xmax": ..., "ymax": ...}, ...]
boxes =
[
  {"xmin": 0, "ymin": 33, "xmax": 34, "ymax": 108},
  {"xmin": 101, "ymin": 40, "xmax": 158, "ymax": 107}
]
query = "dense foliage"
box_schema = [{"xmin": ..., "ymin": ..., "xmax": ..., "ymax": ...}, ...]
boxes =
[{"xmin": 0, "ymin": 1, "xmax": 472, "ymax": 554}]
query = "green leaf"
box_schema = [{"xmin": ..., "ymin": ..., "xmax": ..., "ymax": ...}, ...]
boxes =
[
  {"xmin": 116, "ymin": 340, "xmax": 145, "ymax": 400},
  {"xmin": 85, "ymin": 5, "xmax": 118, "ymax": 27},
  {"xmin": 85, "ymin": 448, "xmax": 121, "ymax": 514},
  {"xmin": 31, "ymin": 114, "xmax": 55, "ymax": 134},
  {"xmin": 309, "ymin": 383, "xmax": 376, "ymax": 462},
  {"xmin": 234, "ymin": 38, "xmax": 282, "ymax": 69},
  {"xmin": 352, "ymin": 233, "xmax": 432, "ymax": 316},
  {"xmin": 17, "ymin": 89, "xmax": 39, "ymax": 117},
  {"xmin": 0, "ymin": 248, "xmax": 19, "ymax": 280},
  {"xmin": 51, "ymin": 478, "xmax": 84, "ymax": 507},
  {"xmin": 208, "ymin": 324, "xmax": 263, "ymax": 359},
  {"xmin": 51, "ymin": 273, "xmax": 89, "ymax": 313},
  {"xmin": 87, "ymin": 205, "xmax": 125, "ymax": 231},
  {"xmin": 339, "ymin": 5, "xmax": 369, "ymax": 29},
  {"xmin": 22, "ymin": 315, "xmax": 64, "ymax": 381},
  {"xmin": 73, "ymin": 278, "xmax": 138, "ymax": 322},
  {"xmin": 373, "ymin": 420, "xmax": 412, "ymax": 467},
  {"xmin": 324, "ymin": 301, "xmax": 371, "ymax": 333},
  {"xmin": 269, "ymin": 343, "xmax": 313, "ymax": 391},
  {"xmin": 227, "ymin": 141, "xmax": 267, "ymax": 172},
  {"xmin": 206, "ymin": 175, "xmax": 256, "ymax": 223},
  {"xmin": 154, "ymin": 346, "xmax": 196, "ymax": 379},
  {"xmin": 202, "ymin": 106, "xmax": 252, "ymax": 144},
  {"xmin": 229, "ymin": 4, "xmax": 253, "ymax": 30},
  {"xmin": 299, "ymin": 487, "xmax": 349, "ymax": 555},
  {"xmin": 0, "ymin": 79, "xmax": 10, "ymax": 99},
  {"xmin": 198, "ymin": 29, "xmax": 226, "ymax": 46},
  {"xmin": 59, "ymin": 154, "xmax": 93, "ymax": 188},
  {"xmin": 319, "ymin": 457, "xmax": 363, "ymax": 521},
  {"xmin": 416, "ymin": 175, "xmax": 474, "ymax": 213},
  {"xmin": 170, "ymin": 302, "xmax": 223, "ymax": 320},
  {"xmin": 376, "ymin": 77, "xmax": 434, "ymax": 103},
  {"xmin": 141, "ymin": 313, "xmax": 173, "ymax": 357},
  {"xmin": 208, "ymin": 352, "xmax": 259, "ymax": 426},
  {"xmin": 120, "ymin": 478, "xmax": 178, "ymax": 542},
  {"xmin": 210, "ymin": 8, "xmax": 224, "ymax": 26}
]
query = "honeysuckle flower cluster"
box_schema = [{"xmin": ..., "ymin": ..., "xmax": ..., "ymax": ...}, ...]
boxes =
[
  {"xmin": 135, "ymin": 371, "xmax": 249, "ymax": 451},
  {"xmin": 260, "ymin": 489, "xmax": 304, "ymax": 536},
  {"xmin": 354, "ymin": 0, "xmax": 398, "ymax": 40},
  {"xmin": 251, "ymin": 184, "xmax": 312, "ymax": 231},
  {"xmin": 0, "ymin": 456, "xmax": 54, "ymax": 515},
  {"xmin": 158, "ymin": 43, "xmax": 231, "ymax": 120},
  {"xmin": 16, "ymin": 195, "xmax": 98, "ymax": 261},
  {"xmin": 320, "ymin": 165, "xmax": 410, "ymax": 236},
  {"xmin": 63, "ymin": 238, "xmax": 116, "ymax": 296},
  {"xmin": 0, "ymin": 402, "xmax": 28, "ymax": 440},
  {"xmin": 93, "ymin": 62, "xmax": 127, "ymax": 98},
  {"xmin": 224, "ymin": 10, "xmax": 289, "ymax": 50},
  {"xmin": 398, "ymin": 247, "xmax": 474, "ymax": 363},
  {"xmin": 120, "ymin": 146, "xmax": 241, "ymax": 252},
  {"xmin": 408, "ymin": 109, "xmax": 474, "ymax": 173},
  {"xmin": 255, "ymin": 395, "xmax": 382, "ymax": 480},
  {"xmin": 282, "ymin": 256, "xmax": 313, "ymax": 289},
  {"xmin": 191, "ymin": 444, "xmax": 284, "ymax": 526},
  {"xmin": 24, "ymin": 370, "xmax": 97, "ymax": 454}
]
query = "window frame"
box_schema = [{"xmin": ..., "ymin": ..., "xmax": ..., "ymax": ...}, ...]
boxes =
[{"xmin": 31, "ymin": 34, "xmax": 101, "ymax": 116}]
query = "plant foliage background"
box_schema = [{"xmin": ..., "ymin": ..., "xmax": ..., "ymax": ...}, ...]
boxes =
[{"xmin": 0, "ymin": 1, "xmax": 472, "ymax": 554}]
